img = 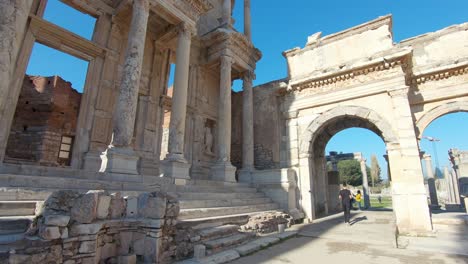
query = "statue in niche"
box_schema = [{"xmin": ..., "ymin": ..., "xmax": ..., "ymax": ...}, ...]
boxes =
[{"xmin": 204, "ymin": 125, "xmax": 214, "ymax": 154}]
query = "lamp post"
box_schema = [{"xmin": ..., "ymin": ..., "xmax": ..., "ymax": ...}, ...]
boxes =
[{"xmin": 422, "ymin": 136, "xmax": 441, "ymax": 177}]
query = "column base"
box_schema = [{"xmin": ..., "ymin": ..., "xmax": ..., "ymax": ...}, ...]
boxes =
[
  {"xmin": 161, "ymin": 158, "xmax": 191, "ymax": 181},
  {"xmin": 212, "ymin": 162, "xmax": 237, "ymax": 182},
  {"xmin": 238, "ymin": 167, "xmax": 254, "ymax": 183},
  {"xmin": 100, "ymin": 146, "xmax": 139, "ymax": 175}
]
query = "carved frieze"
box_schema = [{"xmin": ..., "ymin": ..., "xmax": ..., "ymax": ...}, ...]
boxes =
[
  {"xmin": 173, "ymin": 0, "xmax": 213, "ymax": 22},
  {"xmin": 289, "ymin": 59, "xmax": 404, "ymax": 97}
]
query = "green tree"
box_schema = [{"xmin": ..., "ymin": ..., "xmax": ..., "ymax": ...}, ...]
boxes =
[
  {"xmin": 337, "ymin": 159, "xmax": 363, "ymax": 186},
  {"xmin": 370, "ymin": 155, "xmax": 382, "ymax": 187}
]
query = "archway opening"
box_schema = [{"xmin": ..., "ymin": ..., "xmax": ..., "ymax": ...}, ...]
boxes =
[
  {"xmin": 419, "ymin": 112, "xmax": 468, "ymax": 204},
  {"xmin": 309, "ymin": 115, "xmax": 392, "ymax": 218}
]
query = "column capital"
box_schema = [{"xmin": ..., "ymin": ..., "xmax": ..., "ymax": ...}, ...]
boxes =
[
  {"xmin": 176, "ymin": 22, "xmax": 196, "ymax": 38},
  {"xmin": 242, "ymin": 70, "xmax": 255, "ymax": 82}
]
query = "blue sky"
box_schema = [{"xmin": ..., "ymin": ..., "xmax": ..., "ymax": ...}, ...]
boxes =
[{"xmin": 26, "ymin": 1, "xmax": 468, "ymax": 179}]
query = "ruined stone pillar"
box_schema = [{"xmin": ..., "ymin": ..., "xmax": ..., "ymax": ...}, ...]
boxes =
[
  {"xmin": 239, "ymin": 71, "xmax": 254, "ymax": 183},
  {"xmin": 244, "ymin": 0, "xmax": 251, "ymax": 41},
  {"xmin": 100, "ymin": 0, "xmax": 149, "ymax": 175},
  {"xmin": 212, "ymin": 55, "xmax": 236, "ymax": 182},
  {"xmin": 359, "ymin": 158, "xmax": 371, "ymax": 209},
  {"xmin": 162, "ymin": 23, "xmax": 193, "ymax": 181},
  {"xmin": 423, "ymin": 154, "xmax": 439, "ymax": 207}
]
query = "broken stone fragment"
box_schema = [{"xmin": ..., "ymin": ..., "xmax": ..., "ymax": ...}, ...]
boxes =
[
  {"xmin": 137, "ymin": 192, "xmax": 166, "ymax": 219},
  {"xmin": 71, "ymin": 192, "xmax": 98, "ymax": 224},
  {"xmin": 44, "ymin": 215, "xmax": 70, "ymax": 227},
  {"xmin": 38, "ymin": 225, "xmax": 61, "ymax": 240}
]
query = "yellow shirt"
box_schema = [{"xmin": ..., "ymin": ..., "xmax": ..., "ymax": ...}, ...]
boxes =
[{"xmin": 355, "ymin": 193, "xmax": 362, "ymax": 202}]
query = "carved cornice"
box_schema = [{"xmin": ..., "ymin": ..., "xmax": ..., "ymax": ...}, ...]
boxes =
[
  {"xmin": 203, "ymin": 29, "xmax": 262, "ymax": 70},
  {"xmin": 289, "ymin": 59, "xmax": 404, "ymax": 93},
  {"xmin": 173, "ymin": 0, "xmax": 213, "ymax": 22},
  {"xmin": 412, "ymin": 65, "xmax": 468, "ymax": 85}
]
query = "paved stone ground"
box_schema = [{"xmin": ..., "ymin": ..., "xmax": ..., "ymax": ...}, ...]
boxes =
[{"xmin": 229, "ymin": 210, "xmax": 468, "ymax": 264}]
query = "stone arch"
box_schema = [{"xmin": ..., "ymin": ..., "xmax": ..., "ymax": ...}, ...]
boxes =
[
  {"xmin": 299, "ymin": 105, "xmax": 399, "ymax": 158},
  {"xmin": 415, "ymin": 101, "xmax": 468, "ymax": 138},
  {"xmin": 295, "ymin": 105, "xmax": 399, "ymax": 220}
]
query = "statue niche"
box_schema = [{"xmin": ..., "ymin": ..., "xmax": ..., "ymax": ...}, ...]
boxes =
[{"xmin": 204, "ymin": 119, "xmax": 215, "ymax": 155}]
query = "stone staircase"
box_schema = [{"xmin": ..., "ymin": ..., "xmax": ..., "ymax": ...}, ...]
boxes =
[
  {"xmin": 0, "ymin": 178, "xmax": 286, "ymax": 262},
  {"xmin": 175, "ymin": 182, "xmax": 279, "ymax": 220}
]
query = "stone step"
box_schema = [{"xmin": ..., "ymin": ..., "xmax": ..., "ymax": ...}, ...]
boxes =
[
  {"xmin": 177, "ymin": 192, "xmax": 265, "ymax": 201},
  {"xmin": 0, "ymin": 173, "xmax": 163, "ymax": 193},
  {"xmin": 0, "ymin": 216, "xmax": 33, "ymax": 236},
  {"xmin": 176, "ymin": 185, "xmax": 258, "ymax": 193},
  {"xmin": 186, "ymin": 179, "xmax": 251, "ymax": 188},
  {"xmin": 0, "ymin": 201, "xmax": 38, "ymax": 216},
  {"xmin": 0, "ymin": 188, "xmax": 52, "ymax": 201},
  {"xmin": 198, "ymin": 225, "xmax": 239, "ymax": 241},
  {"xmin": 203, "ymin": 232, "xmax": 256, "ymax": 251},
  {"xmin": 180, "ymin": 197, "xmax": 272, "ymax": 209},
  {"xmin": 179, "ymin": 203, "xmax": 279, "ymax": 220}
]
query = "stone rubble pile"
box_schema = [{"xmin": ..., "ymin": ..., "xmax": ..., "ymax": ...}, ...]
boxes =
[
  {"xmin": 7, "ymin": 190, "xmax": 180, "ymax": 264},
  {"xmin": 240, "ymin": 211, "xmax": 293, "ymax": 234}
]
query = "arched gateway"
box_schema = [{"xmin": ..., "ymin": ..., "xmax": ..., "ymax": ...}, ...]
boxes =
[{"xmin": 241, "ymin": 15, "xmax": 468, "ymax": 235}]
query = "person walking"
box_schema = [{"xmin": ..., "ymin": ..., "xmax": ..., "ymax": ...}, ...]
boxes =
[
  {"xmin": 355, "ymin": 190, "xmax": 362, "ymax": 210},
  {"xmin": 339, "ymin": 183, "xmax": 353, "ymax": 224}
]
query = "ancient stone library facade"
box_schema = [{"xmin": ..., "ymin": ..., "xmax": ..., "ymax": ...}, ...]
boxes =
[{"xmin": 1, "ymin": 0, "xmax": 468, "ymax": 256}]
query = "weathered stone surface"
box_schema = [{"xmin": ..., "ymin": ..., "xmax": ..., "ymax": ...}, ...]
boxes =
[
  {"xmin": 71, "ymin": 192, "xmax": 98, "ymax": 224},
  {"xmin": 241, "ymin": 211, "xmax": 292, "ymax": 233},
  {"xmin": 79, "ymin": 240, "xmax": 97, "ymax": 253},
  {"xmin": 126, "ymin": 197, "xmax": 138, "ymax": 218},
  {"xmin": 38, "ymin": 225, "xmax": 61, "ymax": 240},
  {"xmin": 138, "ymin": 192, "xmax": 167, "ymax": 219},
  {"xmin": 118, "ymin": 254, "xmax": 136, "ymax": 264},
  {"xmin": 97, "ymin": 195, "xmax": 111, "ymax": 219},
  {"xmin": 44, "ymin": 215, "xmax": 70, "ymax": 226},
  {"xmin": 110, "ymin": 192, "xmax": 126, "ymax": 218}
]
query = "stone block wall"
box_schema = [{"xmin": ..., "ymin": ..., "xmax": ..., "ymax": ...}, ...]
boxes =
[
  {"xmin": 5, "ymin": 75, "xmax": 81, "ymax": 166},
  {"xmin": 7, "ymin": 190, "xmax": 180, "ymax": 264}
]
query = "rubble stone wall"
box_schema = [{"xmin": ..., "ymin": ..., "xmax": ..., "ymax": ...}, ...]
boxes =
[{"xmin": 7, "ymin": 190, "xmax": 180, "ymax": 264}]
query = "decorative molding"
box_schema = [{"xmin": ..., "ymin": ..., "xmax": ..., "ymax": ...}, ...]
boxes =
[
  {"xmin": 289, "ymin": 59, "xmax": 404, "ymax": 93},
  {"xmin": 412, "ymin": 65, "xmax": 468, "ymax": 85}
]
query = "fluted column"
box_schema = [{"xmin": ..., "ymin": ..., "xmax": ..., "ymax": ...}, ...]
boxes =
[
  {"xmin": 239, "ymin": 71, "xmax": 254, "ymax": 183},
  {"xmin": 100, "ymin": 0, "xmax": 149, "ymax": 175},
  {"xmin": 162, "ymin": 23, "xmax": 193, "ymax": 181},
  {"xmin": 360, "ymin": 158, "xmax": 371, "ymax": 209},
  {"xmin": 212, "ymin": 55, "xmax": 236, "ymax": 182},
  {"xmin": 244, "ymin": 0, "xmax": 251, "ymax": 41},
  {"xmin": 423, "ymin": 154, "xmax": 439, "ymax": 207}
]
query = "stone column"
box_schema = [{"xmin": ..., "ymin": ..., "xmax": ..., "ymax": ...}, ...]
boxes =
[
  {"xmin": 162, "ymin": 23, "xmax": 193, "ymax": 181},
  {"xmin": 239, "ymin": 71, "xmax": 254, "ymax": 183},
  {"xmin": 423, "ymin": 154, "xmax": 439, "ymax": 207},
  {"xmin": 359, "ymin": 158, "xmax": 371, "ymax": 209},
  {"xmin": 244, "ymin": 0, "xmax": 251, "ymax": 41},
  {"xmin": 222, "ymin": 0, "xmax": 232, "ymax": 27},
  {"xmin": 212, "ymin": 55, "xmax": 236, "ymax": 182},
  {"xmin": 100, "ymin": 0, "xmax": 149, "ymax": 175}
]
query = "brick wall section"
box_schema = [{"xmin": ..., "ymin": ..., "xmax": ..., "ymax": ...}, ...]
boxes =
[{"xmin": 5, "ymin": 75, "xmax": 81, "ymax": 166}]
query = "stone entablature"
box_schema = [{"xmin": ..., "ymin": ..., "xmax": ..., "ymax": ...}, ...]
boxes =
[{"xmin": 203, "ymin": 28, "xmax": 262, "ymax": 73}]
